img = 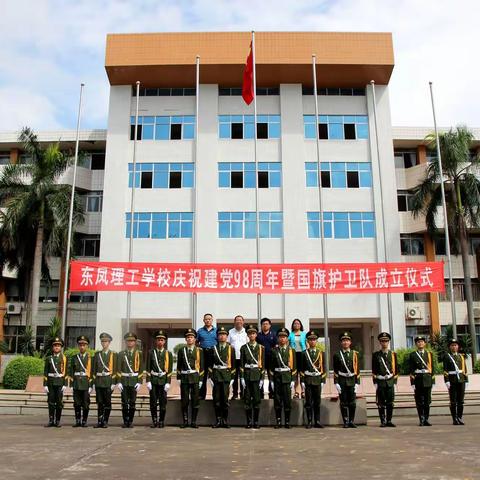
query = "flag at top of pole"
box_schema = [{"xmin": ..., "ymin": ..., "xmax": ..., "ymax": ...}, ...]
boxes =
[{"xmin": 242, "ymin": 41, "xmax": 254, "ymax": 105}]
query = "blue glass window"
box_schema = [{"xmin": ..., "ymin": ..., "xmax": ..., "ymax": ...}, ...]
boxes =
[
  {"xmin": 307, "ymin": 212, "xmax": 376, "ymax": 239},
  {"xmin": 305, "ymin": 162, "xmax": 372, "ymax": 189},
  {"xmin": 129, "ymin": 163, "xmax": 194, "ymax": 189},
  {"xmin": 217, "ymin": 162, "xmax": 281, "ymax": 188},
  {"xmin": 218, "ymin": 115, "xmax": 281, "ymax": 139},
  {"xmin": 218, "ymin": 212, "xmax": 283, "ymax": 239},
  {"xmin": 130, "ymin": 116, "xmax": 196, "ymax": 140},
  {"xmin": 125, "ymin": 212, "xmax": 193, "ymax": 239},
  {"xmin": 303, "ymin": 115, "xmax": 369, "ymax": 140}
]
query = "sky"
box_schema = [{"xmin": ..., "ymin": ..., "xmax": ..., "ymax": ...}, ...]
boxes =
[{"xmin": 0, "ymin": 0, "xmax": 478, "ymax": 132}]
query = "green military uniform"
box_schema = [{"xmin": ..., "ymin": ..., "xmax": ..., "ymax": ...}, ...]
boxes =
[
  {"xmin": 270, "ymin": 327, "xmax": 296, "ymax": 428},
  {"xmin": 146, "ymin": 330, "xmax": 173, "ymax": 428},
  {"xmin": 43, "ymin": 337, "xmax": 67, "ymax": 427},
  {"xmin": 176, "ymin": 328, "xmax": 204, "ymax": 428},
  {"xmin": 300, "ymin": 330, "xmax": 326, "ymax": 429},
  {"xmin": 443, "ymin": 339, "xmax": 468, "ymax": 425},
  {"xmin": 209, "ymin": 326, "xmax": 236, "ymax": 428},
  {"xmin": 117, "ymin": 332, "xmax": 143, "ymax": 428},
  {"xmin": 240, "ymin": 325, "xmax": 265, "ymax": 429},
  {"xmin": 333, "ymin": 332, "xmax": 360, "ymax": 428},
  {"xmin": 408, "ymin": 336, "xmax": 435, "ymax": 426},
  {"xmin": 372, "ymin": 332, "xmax": 398, "ymax": 427},
  {"xmin": 92, "ymin": 332, "xmax": 117, "ymax": 428},
  {"xmin": 68, "ymin": 335, "xmax": 93, "ymax": 427}
]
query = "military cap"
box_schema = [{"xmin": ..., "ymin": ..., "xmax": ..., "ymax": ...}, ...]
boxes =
[
  {"xmin": 184, "ymin": 328, "xmax": 197, "ymax": 338},
  {"xmin": 448, "ymin": 338, "xmax": 459, "ymax": 346},
  {"xmin": 124, "ymin": 332, "xmax": 138, "ymax": 341},
  {"xmin": 99, "ymin": 332, "xmax": 112, "ymax": 341},
  {"xmin": 306, "ymin": 330, "xmax": 318, "ymax": 340},
  {"xmin": 77, "ymin": 335, "xmax": 90, "ymax": 344},
  {"xmin": 339, "ymin": 331, "xmax": 352, "ymax": 341},
  {"xmin": 52, "ymin": 337, "xmax": 64, "ymax": 346},
  {"xmin": 414, "ymin": 335, "xmax": 427, "ymax": 343},
  {"xmin": 217, "ymin": 326, "xmax": 229, "ymax": 336},
  {"xmin": 378, "ymin": 332, "xmax": 391, "ymax": 341},
  {"xmin": 277, "ymin": 327, "xmax": 289, "ymax": 337},
  {"xmin": 246, "ymin": 324, "xmax": 258, "ymax": 334},
  {"xmin": 155, "ymin": 330, "xmax": 167, "ymax": 340}
]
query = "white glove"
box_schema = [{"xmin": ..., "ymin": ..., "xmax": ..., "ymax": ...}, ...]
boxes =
[
  {"xmin": 301, "ymin": 382, "xmax": 306, "ymax": 391},
  {"xmin": 111, "ymin": 384, "xmax": 116, "ymax": 391},
  {"xmin": 374, "ymin": 383, "xmax": 378, "ymax": 390},
  {"xmin": 335, "ymin": 383, "xmax": 342, "ymax": 394},
  {"xmin": 229, "ymin": 379, "xmax": 234, "ymax": 387},
  {"xmin": 43, "ymin": 386, "xmax": 49, "ymax": 394},
  {"xmin": 164, "ymin": 383, "xmax": 170, "ymax": 392},
  {"xmin": 61, "ymin": 386, "xmax": 67, "ymax": 394},
  {"xmin": 241, "ymin": 378, "xmax": 246, "ymax": 389},
  {"xmin": 354, "ymin": 384, "xmax": 359, "ymax": 394},
  {"xmin": 411, "ymin": 385, "xmax": 415, "ymax": 391},
  {"xmin": 178, "ymin": 379, "xmax": 181, "ymax": 385},
  {"xmin": 208, "ymin": 378, "xmax": 214, "ymax": 388},
  {"xmin": 146, "ymin": 382, "xmax": 152, "ymax": 391},
  {"xmin": 259, "ymin": 380, "xmax": 264, "ymax": 389},
  {"xmin": 88, "ymin": 387, "xmax": 93, "ymax": 394},
  {"xmin": 290, "ymin": 381, "xmax": 295, "ymax": 390},
  {"xmin": 134, "ymin": 383, "xmax": 141, "ymax": 392},
  {"xmin": 117, "ymin": 383, "xmax": 123, "ymax": 392},
  {"xmin": 271, "ymin": 382, "xmax": 275, "ymax": 392},
  {"xmin": 445, "ymin": 381, "xmax": 451, "ymax": 390},
  {"xmin": 199, "ymin": 381, "xmax": 203, "ymax": 390}
]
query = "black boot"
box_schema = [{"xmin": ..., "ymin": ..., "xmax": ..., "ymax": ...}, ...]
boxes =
[
  {"xmin": 341, "ymin": 406, "xmax": 349, "ymax": 428},
  {"xmin": 73, "ymin": 406, "xmax": 82, "ymax": 427},
  {"xmin": 191, "ymin": 408, "xmax": 199, "ymax": 428},
  {"xmin": 348, "ymin": 405, "xmax": 357, "ymax": 428},
  {"xmin": 305, "ymin": 409, "xmax": 313, "ymax": 429},
  {"xmin": 450, "ymin": 405, "xmax": 459, "ymax": 425},
  {"xmin": 93, "ymin": 407, "xmax": 104, "ymax": 429},
  {"xmin": 284, "ymin": 411, "xmax": 291, "ymax": 429},
  {"xmin": 81, "ymin": 409, "xmax": 89, "ymax": 427},
  {"xmin": 423, "ymin": 405, "xmax": 431, "ymax": 426},
  {"xmin": 180, "ymin": 408, "xmax": 189, "ymax": 428},
  {"xmin": 128, "ymin": 407, "xmax": 135, "ymax": 428},
  {"xmin": 102, "ymin": 408, "xmax": 111, "ymax": 428},
  {"xmin": 386, "ymin": 405, "xmax": 396, "ymax": 427},
  {"xmin": 253, "ymin": 408, "xmax": 260, "ymax": 429},
  {"xmin": 150, "ymin": 411, "xmax": 158, "ymax": 428},
  {"xmin": 223, "ymin": 409, "xmax": 230, "ymax": 429},
  {"xmin": 54, "ymin": 408, "xmax": 62, "ymax": 428},
  {"xmin": 158, "ymin": 410, "xmax": 166, "ymax": 428},
  {"xmin": 45, "ymin": 407, "xmax": 55, "ymax": 428},
  {"xmin": 314, "ymin": 407, "xmax": 323, "ymax": 428},
  {"xmin": 245, "ymin": 409, "xmax": 253, "ymax": 429},
  {"xmin": 121, "ymin": 407, "xmax": 129, "ymax": 428},
  {"xmin": 416, "ymin": 406, "xmax": 424, "ymax": 426},
  {"xmin": 378, "ymin": 406, "xmax": 386, "ymax": 427},
  {"xmin": 274, "ymin": 409, "xmax": 282, "ymax": 429},
  {"xmin": 457, "ymin": 404, "xmax": 465, "ymax": 425}
]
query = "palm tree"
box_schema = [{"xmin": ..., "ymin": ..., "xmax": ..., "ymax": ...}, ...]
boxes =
[
  {"xmin": 411, "ymin": 125, "xmax": 480, "ymax": 359},
  {"xmin": 0, "ymin": 127, "xmax": 85, "ymax": 344}
]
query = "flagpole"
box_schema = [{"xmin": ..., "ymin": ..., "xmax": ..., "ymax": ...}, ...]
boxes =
[
  {"xmin": 126, "ymin": 80, "xmax": 141, "ymax": 331},
  {"xmin": 429, "ymin": 81, "xmax": 457, "ymax": 337},
  {"xmin": 192, "ymin": 55, "xmax": 200, "ymax": 329},
  {"xmin": 312, "ymin": 56, "xmax": 330, "ymax": 375},
  {"xmin": 252, "ymin": 30, "xmax": 262, "ymax": 322},
  {"xmin": 60, "ymin": 82, "xmax": 84, "ymax": 341},
  {"xmin": 370, "ymin": 80, "xmax": 395, "ymax": 348}
]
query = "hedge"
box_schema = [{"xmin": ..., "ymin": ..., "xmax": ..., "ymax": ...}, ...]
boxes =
[
  {"xmin": 395, "ymin": 347, "xmax": 443, "ymax": 375},
  {"xmin": 3, "ymin": 356, "xmax": 44, "ymax": 390},
  {"xmin": 474, "ymin": 360, "xmax": 480, "ymax": 374}
]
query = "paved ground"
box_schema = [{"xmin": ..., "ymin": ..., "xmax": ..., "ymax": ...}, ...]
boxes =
[{"xmin": 1, "ymin": 415, "xmax": 479, "ymax": 480}]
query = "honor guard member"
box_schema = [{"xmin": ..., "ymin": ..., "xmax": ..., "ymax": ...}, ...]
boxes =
[
  {"xmin": 116, "ymin": 332, "xmax": 143, "ymax": 428},
  {"xmin": 43, "ymin": 337, "xmax": 67, "ymax": 427},
  {"xmin": 240, "ymin": 324, "xmax": 265, "ymax": 429},
  {"xmin": 409, "ymin": 335, "xmax": 435, "ymax": 426},
  {"xmin": 68, "ymin": 335, "xmax": 92, "ymax": 427},
  {"xmin": 177, "ymin": 328, "xmax": 204, "ymax": 428},
  {"xmin": 209, "ymin": 326, "xmax": 236, "ymax": 428},
  {"xmin": 146, "ymin": 330, "xmax": 173, "ymax": 428},
  {"xmin": 333, "ymin": 332, "xmax": 360, "ymax": 428},
  {"xmin": 270, "ymin": 327, "xmax": 296, "ymax": 429},
  {"xmin": 444, "ymin": 338, "xmax": 468, "ymax": 425},
  {"xmin": 92, "ymin": 332, "xmax": 116, "ymax": 428},
  {"xmin": 300, "ymin": 330, "xmax": 326, "ymax": 429},
  {"xmin": 372, "ymin": 332, "xmax": 398, "ymax": 427}
]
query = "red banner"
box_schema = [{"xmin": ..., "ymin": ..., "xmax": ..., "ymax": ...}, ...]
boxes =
[{"xmin": 70, "ymin": 261, "xmax": 444, "ymax": 294}]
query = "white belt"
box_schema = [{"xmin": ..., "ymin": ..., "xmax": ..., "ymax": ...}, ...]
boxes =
[
  {"xmin": 305, "ymin": 371, "xmax": 321, "ymax": 377},
  {"xmin": 414, "ymin": 369, "xmax": 429, "ymax": 374},
  {"xmin": 244, "ymin": 364, "xmax": 259, "ymax": 369},
  {"xmin": 121, "ymin": 372, "xmax": 139, "ymax": 377},
  {"xmin": 275, "ymin": 367, "xmax": 291, "ymax": 372},
  {"xmin": 95, "ymin": 372, "xmax": 111, "ymax": 377},
  {"xmin": 48, "ymin": 373, "xmax": 64, "ymax": 378},
  {"xmin": 213, "ymin": 365, "xmax": 228, "ymax": 370},
  {"xmin": 180, "ymin": 370, "xmax": 197, "ymax": 375},
  {"xmin": 150, "ymin": 371, "xmax": 166, "ymax": 377},
  {"xmin": 376, "ymin": 374, "xmax": 393, "ymax": 380},
  {"xmin": 74, "ymin": 372, "xmax": 88, "ymax": 376},
  {"xmin": 447, "ymin": 371, "xmax": 461, "ymax": 375},
  {"xmin": 338, "ymin": 371, "xmax": 355, "ymax": 377}
]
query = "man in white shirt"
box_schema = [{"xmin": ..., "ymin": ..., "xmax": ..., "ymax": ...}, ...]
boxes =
[{"xmin": 227, "ymin": 315, "xmax": 248, "ymax": 399}]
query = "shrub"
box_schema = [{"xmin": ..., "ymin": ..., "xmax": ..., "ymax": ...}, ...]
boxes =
[
  {"xmin": 396, "ymin": 347, "xmax": 443, "ymax": 375},
  {"xmin": 3, "ymin": 356, "xmax": 44, "ymax": 390},
  {"xmin": 63, "ymin": 347, "xmax": 96, "ymax": 359},
  {"xmin": 474, "ymin": 360, "xmax": 480, "ymax": 374}
]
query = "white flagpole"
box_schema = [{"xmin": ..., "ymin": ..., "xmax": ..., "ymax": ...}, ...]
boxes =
[
  {"xmin": 192, "ymin": 55, "xmax": 200, "ymax": 329},
  {"xmin": 252, "ymin": 31, "xmax": 261, "ymax": 322},
  {"xmin": 126, "ymin": 80, "xmax": 141, "ymax": 330},
  {"xmin": 312, "ymin": 56, "xmax": 330, "ymax": 375},
  {"xmin": 429, "ymin": 81, "xmax": 457, "ymax": 337},
  {"xmin": 370, "ymin": 80, "xmax": 395, "ymax": 348},
  {"xmin": 61, "ymin": 82, "xmax": 84, "ymax": 341}
]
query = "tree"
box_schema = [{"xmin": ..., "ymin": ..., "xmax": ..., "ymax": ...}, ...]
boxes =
[
  {"xmin": 0, "ymin": 127, "xmax": 84, "ymax": 344},
  {"xmin": 411, "ymin": 126, "xmax": 480, "ymax": 359}
]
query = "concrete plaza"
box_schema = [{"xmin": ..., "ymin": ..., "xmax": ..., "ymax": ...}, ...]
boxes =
[{"xmin": 0, "ymin": 414, "xmax": 478, "ymax": 480}]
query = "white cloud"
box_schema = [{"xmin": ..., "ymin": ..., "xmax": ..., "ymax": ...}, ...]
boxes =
[{"xmin": 0, "ymin": 0, "xmax": 478, "ymax": 130}]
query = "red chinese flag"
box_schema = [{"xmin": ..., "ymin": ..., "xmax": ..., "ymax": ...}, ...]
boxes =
[{"xmin": 242, "ymin": 42, "xmax": 254, "ymax": 105}]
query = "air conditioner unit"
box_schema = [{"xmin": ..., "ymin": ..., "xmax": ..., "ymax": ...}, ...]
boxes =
[
  {"xmin": 6, "ymin": 303, "xmax": 22, "ymax": 314},
  {"xmin": 406, "ymin": 306, "xmax": 421, "ymax": 319}
]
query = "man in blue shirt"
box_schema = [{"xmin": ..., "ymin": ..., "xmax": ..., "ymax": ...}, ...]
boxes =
[
  {"xmin": 257, "ymin": 317, "xmax": 277, "ymax": 399},
  {"xmin": 197, "ymin": 313, "xmax": 217, "ymax": 400}
]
